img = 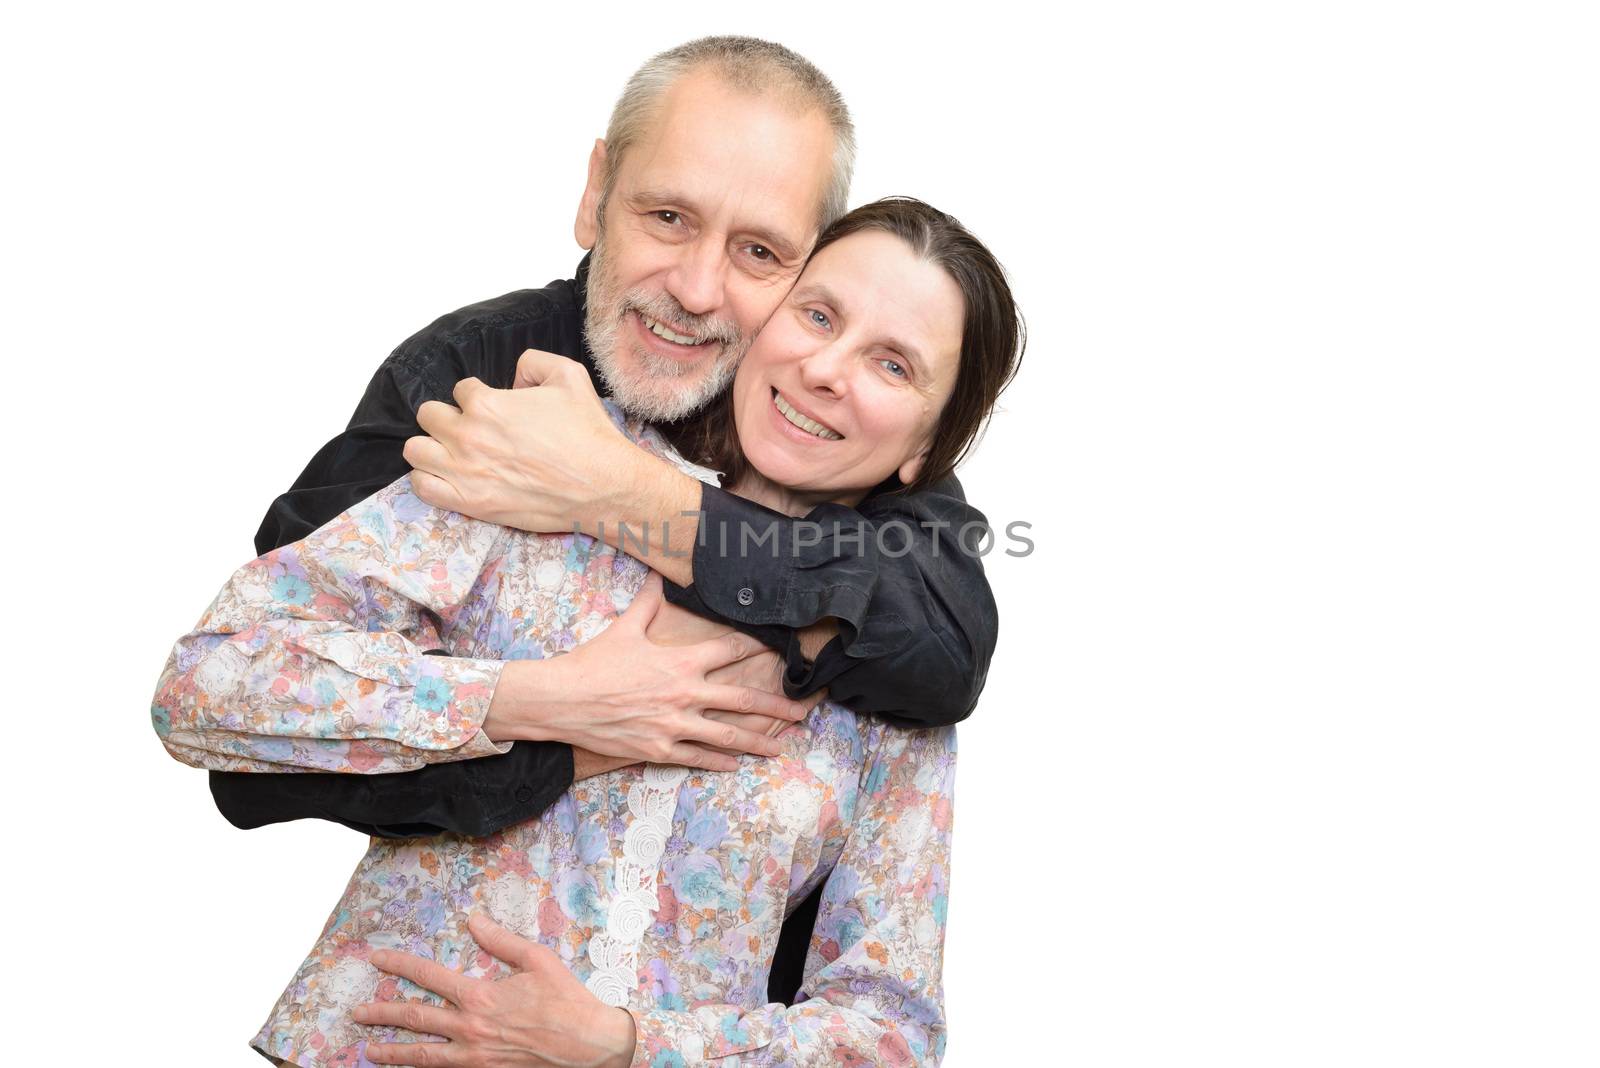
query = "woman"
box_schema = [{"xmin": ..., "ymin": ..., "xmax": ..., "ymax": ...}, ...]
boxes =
[{"xmin": 153, "ymin": 198, "xmax": 1023, "ymax": 1066}]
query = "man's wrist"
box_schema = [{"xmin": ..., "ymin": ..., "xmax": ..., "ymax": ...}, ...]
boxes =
[
  {"xmin": 796, "ymin": 618, "xmax": 839, "ymax": 663},
  {"xmin": 588, "ymin": 453, "xmax": 701, "ymax": 585},
  {"xmin": 572, "ymin": 747, "xmax": 637, "ymax": 781}
]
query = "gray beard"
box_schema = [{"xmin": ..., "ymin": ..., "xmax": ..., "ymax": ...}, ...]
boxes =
[{"xmin": 583, "ymin": 230, "xmax": 748, "ymax": 423}]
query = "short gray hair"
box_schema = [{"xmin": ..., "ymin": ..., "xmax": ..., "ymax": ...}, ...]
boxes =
[{"xmin": 598, "ymin": 36, "xmax": 855, "ymax": 236}]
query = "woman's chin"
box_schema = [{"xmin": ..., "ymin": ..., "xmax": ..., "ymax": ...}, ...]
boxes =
[{"xmin": 741, "ymin": 442, "xmax": 812, "ymax": 489}]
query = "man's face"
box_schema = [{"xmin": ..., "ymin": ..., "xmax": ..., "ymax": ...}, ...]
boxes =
[{"xmin": 579, "ymin": 69, "xmax": 836, "ymax": 422}]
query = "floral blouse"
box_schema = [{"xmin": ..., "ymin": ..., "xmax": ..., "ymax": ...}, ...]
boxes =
[{"xmin": 152, "ymin": 408, "xmax": 957, "ymax": 1067}]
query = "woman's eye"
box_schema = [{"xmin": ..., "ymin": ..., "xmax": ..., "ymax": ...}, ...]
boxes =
[
  {"xmin": 879, "ymin": 358, "xmax": 907, "ymax": 378},
  {"xmin": 807, "ymin": 309, "xmax": 832, "ymax": 330}
]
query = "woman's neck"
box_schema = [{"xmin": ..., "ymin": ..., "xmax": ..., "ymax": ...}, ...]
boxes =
[{"xmin": 725, "ymin": 468, "xmax": 863, "ymax": 518}]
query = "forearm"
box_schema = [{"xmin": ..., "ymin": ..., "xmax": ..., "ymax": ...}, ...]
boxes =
[
  {"xmin": 572, "ymin": 451, "xmax": 703, "ymax": 586},
  {"xmin": 155, "ymin": 630, "xmax": 510, "ymax": 774},
  {"xmin": 206, "ymin": 740, "xmax": 577, "ymax": 839},
  {"xmin": 662, "ymin": 478, "xmax": 997, "ymax": 724}
]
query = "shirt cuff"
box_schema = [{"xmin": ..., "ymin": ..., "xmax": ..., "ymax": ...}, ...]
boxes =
[
  {"xmin": 626, "ymin": 1008, "xmax": 709, "ymax": 1067},
  {"xmin": 688, "ymin": 484, "xmax": 878, "ymax": 636},
  {"xmin": 661, "ymin": 580, "xmax": 824, "ymax": 699}
]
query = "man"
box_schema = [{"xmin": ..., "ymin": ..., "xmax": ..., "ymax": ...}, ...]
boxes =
[{"xmin": 213, "ymin": 35, "xmax": 997, "ymax": 1006}]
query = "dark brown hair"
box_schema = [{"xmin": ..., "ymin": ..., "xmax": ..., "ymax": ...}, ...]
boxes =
[{"xmin": 666, "ymin": 196, "xmax": 1025, "ymax": 495}]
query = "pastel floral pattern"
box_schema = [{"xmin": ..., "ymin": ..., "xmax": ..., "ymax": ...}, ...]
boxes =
[{"xmin": 154, "ymin": 405, "xmax": 955, "ymax": 1066}]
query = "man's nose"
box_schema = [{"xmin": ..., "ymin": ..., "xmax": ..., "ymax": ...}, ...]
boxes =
[{"xmin": 665, "ymin": 237, "xmax": 728, "ymax": 317}]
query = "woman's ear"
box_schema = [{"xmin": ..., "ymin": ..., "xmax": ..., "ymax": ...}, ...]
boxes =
[
  {"xmin": 898, "ymin": 443, "xmax": 932, "ymax": 486},
  {"xmin": 574, "ymin": 139, "xmax": 608, "ymax": 250}
]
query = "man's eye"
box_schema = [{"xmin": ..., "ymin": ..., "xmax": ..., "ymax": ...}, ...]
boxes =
[
  {"xmin": 879, "ymin": 358, "xmax": 907, "ymax": 378},
  {"xmin": 807, "ymin": 309, "xmax": 832, "ymax": 330},
  {"xmin": 748, "ymin": 244, "xmax": 774, "ymax": 262},
  {"xmin": 654, "ymin": 211, "xmax": 681, "ymax": 225}
]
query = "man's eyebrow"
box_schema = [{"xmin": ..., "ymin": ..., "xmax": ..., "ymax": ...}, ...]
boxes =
[
  {"xmin": 625, "ymin": 187, "xmax": 688, "ymax": 208},
  {"xmin": 624, "ymin": 188, "xmax": 805, "ymax": 263},
  {"xmin": 743, "ymin": 226, "xmax": 805, "ymax": 263}
]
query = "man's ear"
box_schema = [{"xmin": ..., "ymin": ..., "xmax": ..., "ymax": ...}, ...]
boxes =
[{"xmin": 574, "ymin": 139, "xmax": 607, "ymax": 250}]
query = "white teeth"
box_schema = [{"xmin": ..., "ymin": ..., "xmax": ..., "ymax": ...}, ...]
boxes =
[
  {"xmin": 641, "ymin": 315, "xmax": 700, "ymax": 345},
  {"xmin": 774, "ymin": 391, "xmax": 843, "ymax": 440}
]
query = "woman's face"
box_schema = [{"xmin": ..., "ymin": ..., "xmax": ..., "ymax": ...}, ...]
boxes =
[{"xmin": 731, "ymin": 229, "xmax": 965, "ymax": 503}]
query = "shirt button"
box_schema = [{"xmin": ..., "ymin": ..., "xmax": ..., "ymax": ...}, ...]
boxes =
[
  {"xmin": 737, "ymin": 587, "xmax": 755, "ymax": 606},
  {"xmin": 514, "ymin": 785, "xmax": 534, "ymax": 804}
]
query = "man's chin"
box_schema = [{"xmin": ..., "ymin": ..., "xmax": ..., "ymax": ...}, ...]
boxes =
[{"xmin": 604, "ymin": 360, "xmax": 723, "ymax": 422}]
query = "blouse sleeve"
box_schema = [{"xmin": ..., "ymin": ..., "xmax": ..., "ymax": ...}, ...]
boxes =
[
  {"xmin": 627, "ymin": 720, "xmax": 957, "ymax": 1066},
  {"xmin": 151, "ymin": 475, "xmax": 516, "ymax": 775}
]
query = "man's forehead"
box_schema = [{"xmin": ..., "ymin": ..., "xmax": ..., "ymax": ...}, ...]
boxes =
[{"xmin": 616, "ymin": 73, "xmax": 832, "ymax": 250}]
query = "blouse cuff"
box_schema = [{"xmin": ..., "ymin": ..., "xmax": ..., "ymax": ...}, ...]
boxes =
[{"xmin": 399, "ymin": 655, "xmax": 507, "ymax": 752}]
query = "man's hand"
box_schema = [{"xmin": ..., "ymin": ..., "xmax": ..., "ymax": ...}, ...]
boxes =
[
  {"xmin": 482, "ymin": 575, "xmax": 811, "ymax": 772},
  {"xmin": 354, "ymin": 913, "xmax": 635, "ymax": 1068},
  {"xmin": 404, "ymin": 353, "xmax": 702, "ymax": 585}
]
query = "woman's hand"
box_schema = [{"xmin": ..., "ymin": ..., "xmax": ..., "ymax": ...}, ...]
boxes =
[
  {"xmin": 354, "ymin": 913, "xmax": 636, "ymax": 1067},
  {"xmin": 652, "ymin": 597, "xmax": 825, "ymax": 746},
  {"xmin": 483, "ymin": 574, "xmax": 812, "ymax": 772}
]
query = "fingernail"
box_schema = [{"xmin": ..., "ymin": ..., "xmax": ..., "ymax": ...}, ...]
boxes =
[{"xmin": 352, "ymin": 1005, "xmax": 370, "ymax": 1022}]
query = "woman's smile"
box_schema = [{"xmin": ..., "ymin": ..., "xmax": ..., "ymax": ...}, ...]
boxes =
[{"xmin": 770, "ymin": 388, "xmax": 844, "ymax": 441}]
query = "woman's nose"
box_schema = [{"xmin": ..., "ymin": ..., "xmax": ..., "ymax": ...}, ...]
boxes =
[{"xmin": 798, "ymin": 342, "xmax": 850, "ymax": 398}]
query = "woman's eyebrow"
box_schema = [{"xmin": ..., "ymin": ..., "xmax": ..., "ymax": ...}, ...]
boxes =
[
  {"xmin": 791, "ymin": 282, "xmax": 840, "ymax": 307},
  {"xmin": 882, "ymin": 338, "xmax": 929, "ymax": 380},
  {"xmin": 793, "ymin": 283, "xmax": 931, "ymax": 377}
]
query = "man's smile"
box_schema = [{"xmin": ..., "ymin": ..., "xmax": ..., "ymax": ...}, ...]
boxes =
[
  {"xmin": 639, "ymin": 313, "xmax": 702, "ymax": 346},
  {"xmin": 630, "ymin": 310, "xmax": 717, "ymax": 363}
]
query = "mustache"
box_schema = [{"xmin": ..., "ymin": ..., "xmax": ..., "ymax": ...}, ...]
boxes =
[{"xmin": 620, "ymin": 292, "xmax": 742, "ymax": 346}]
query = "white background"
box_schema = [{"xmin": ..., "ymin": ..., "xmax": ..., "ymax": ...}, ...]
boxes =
[{"xmin": 3, "ymin": 2, "xmax": 1596, "ymax": 1064}]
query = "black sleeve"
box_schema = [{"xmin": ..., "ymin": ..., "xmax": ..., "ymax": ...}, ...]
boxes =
[
  {"xmin": 209, "ymin": 744, "xmax": 575, "ymax": 840},
  {"xmin": 662, "ymin": 473, "xmax": 998, "ymax": 728},
  {"xmin": 211, "ymin": 352, "xmax": 578, "ymax": 839}
]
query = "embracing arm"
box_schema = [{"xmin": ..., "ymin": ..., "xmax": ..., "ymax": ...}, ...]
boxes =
[
  {"xmin": 662, "ymin": 475, "xmax": 997, "ymax": 727},
  {"xmin": 220, "ymin": 348, "xmax": 581, "ymax": 837},
  {"xmin": 571, "ymin": 463, "xmax": 998, "ymax": 726},
  {"xmin": 155, "ymin": 476, "xmax": 519, "ymax": 776}
]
